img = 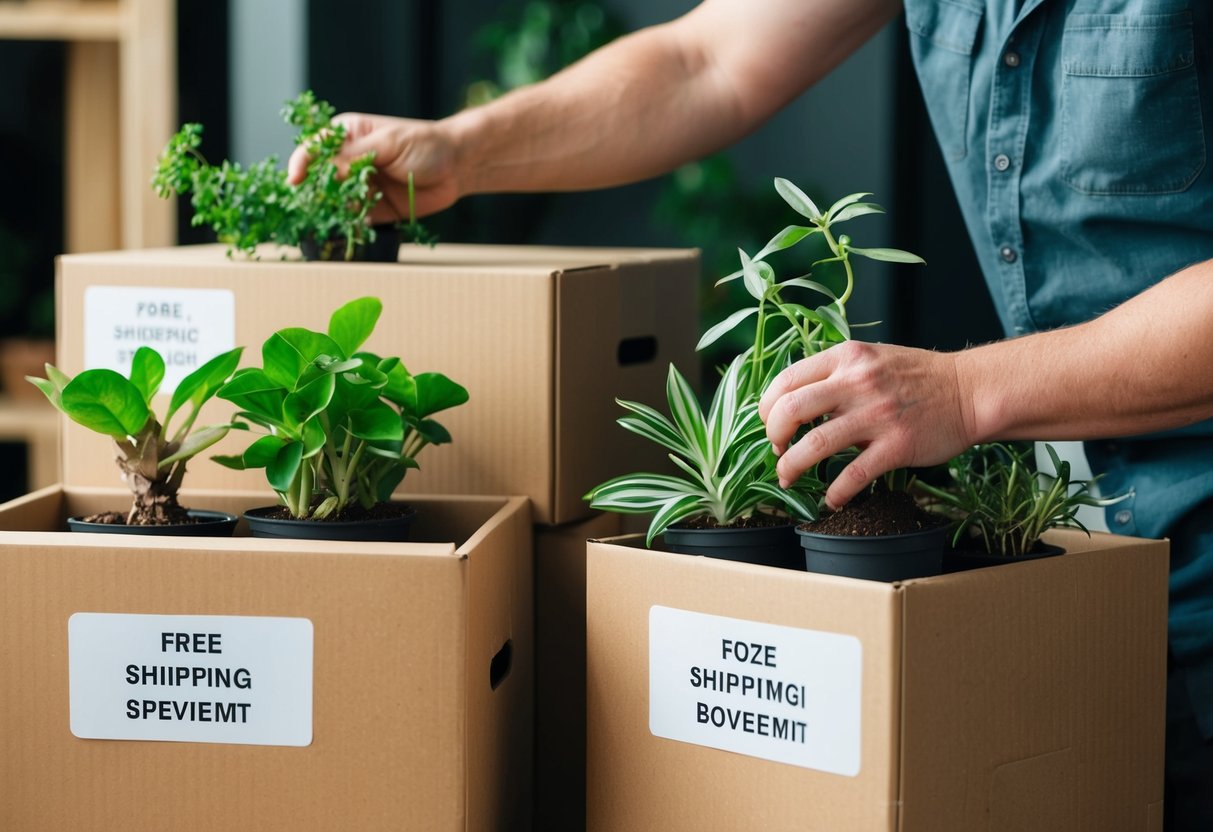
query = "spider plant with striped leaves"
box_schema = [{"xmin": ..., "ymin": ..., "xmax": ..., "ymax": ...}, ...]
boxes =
[{"xmin": 585, "ymin": 352, "xmax": 822, "ymax": 546}]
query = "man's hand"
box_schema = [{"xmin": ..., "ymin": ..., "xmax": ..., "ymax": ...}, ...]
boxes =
[
  {"xmin": 758, "ymin": 341, "xmax": 977, "ymax": 509},
  {"xmin": 286, "ymin": 114, "xmax": 459, "ymax": 224}
]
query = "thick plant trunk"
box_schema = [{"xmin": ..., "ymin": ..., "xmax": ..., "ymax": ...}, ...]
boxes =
[{"xmin": 117, "ymin": 456, "xmax": 190, "ymax": 526}]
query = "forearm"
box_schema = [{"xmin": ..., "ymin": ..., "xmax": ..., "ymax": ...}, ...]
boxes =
[
  {"xmin": 442, "ymin": 0, "xmax": 899, "ymax": 197},
  {"xmin": 958, "ymin": 258, "xmax": 1213, "ymax": 442}
]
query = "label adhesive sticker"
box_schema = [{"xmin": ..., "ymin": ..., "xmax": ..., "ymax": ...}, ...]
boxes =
[
  {"xmin": 84, "ymin": 286, "xmax": 236, "ymax": 392},
  {"xmin": 68, "ymin": 612, "xmax": 313, "ymax": 747},
  {"xmin": 649, "ymin": 605, "xmax": 861, "ymax": 775}
]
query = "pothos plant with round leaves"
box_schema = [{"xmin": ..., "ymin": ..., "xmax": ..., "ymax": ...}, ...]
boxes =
[
  {"xmin": 26, "ymin": 347, "xmax": 244, "ymax": 525},
  {"xmin": 213, "ymin": 297, "xmax": 468, "ymax": 520}
]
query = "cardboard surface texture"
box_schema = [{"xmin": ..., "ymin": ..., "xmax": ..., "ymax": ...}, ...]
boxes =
[
  {"xmin": 0, "ymin": 488, "xmax": 533, "ymax": 832},
  {"xmin": 586, "ymin": 529, "xmax": 1168, "ymax": 832},
  {"xmin": 56, "ymin": 243, "xmax": 699, "ymax": 524}
]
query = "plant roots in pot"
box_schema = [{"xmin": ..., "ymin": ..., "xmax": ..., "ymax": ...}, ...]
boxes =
[
  {"xmin": 664, "ymin": 519, "xmax": 803, "ymax": 570},
  {"xmin": 943, "ymin": 542, "xmax": 1066, "ymax": 574},
  {"xmin": 243, "ymin": 502, "xmax": 416, "ymax": 542},
  {"xmin": 66, "ymin": 509, "xmax": 239, "ymax": 537}
]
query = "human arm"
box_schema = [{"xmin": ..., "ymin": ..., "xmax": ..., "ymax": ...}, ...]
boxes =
[
  {"xmin": 287, "ymin": 0, "xmax": 901, "ymax": 222},
  {"xmin": 758, "ymin": 258, "xmax": 1213, "ymax": 509}
]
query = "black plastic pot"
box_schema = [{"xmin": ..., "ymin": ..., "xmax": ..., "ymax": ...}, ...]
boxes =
[
  {"xmin": 797, "ymin": 524, "xmax": 948, "ymax": 581},
  {"xmin": 300, "ymin": 225, "xmax": 400, "ymax": 263},
  {"xmin": 243, "ymin": 503, "xmax": 416, "ymax": 542},
  {"xmin": 943, "ymin": 542, "xmax": 1065, "ymax": 574},
  {"xmin": 663, "ymin": 522, "xmax": 803, "ymax": 570},
  {"xmin": 66, "ymin": 509, "xmax": 239, "ymax": 537}
]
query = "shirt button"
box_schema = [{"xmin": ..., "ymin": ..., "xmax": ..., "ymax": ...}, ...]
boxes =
[
  {"xmin": 1004, "ymin": 51, "xmax": 1021, "ymax": 67},
  {"xmin": 999, "ymin": 246, "xmax": 1018, "ymax": 263},
  {"xmin": 1115, "ymin": 510, "xmax": 1133, "ymax": 526},
  {"xmin": 994, "ymin": 153, "xmax": 1012, "ymax": 172}
]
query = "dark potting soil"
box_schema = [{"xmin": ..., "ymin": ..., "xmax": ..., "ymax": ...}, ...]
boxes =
[
  {"xmin": 800, "ymin": 487, "xmax": 947, "ymax": 537},
  {"xmin": 674, "ymin": 513, "xmax": 790, "ymax": 531},
  {"xmin": 255, "ymin": 502, "xmax": 413, "ymax": 523},
  {"xmin": 80, "ymin": 510, "xmax": 201, "ymax": 526}
]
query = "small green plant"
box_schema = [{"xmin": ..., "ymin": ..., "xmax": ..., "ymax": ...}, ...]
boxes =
[
  {"xmin": 915, "ymin": 442, "xmax": 1129, "ymax": 557},
  {"xmin": 27, "ymin": 347, "xmax": 243, "ymax": 525},
  {"xmin": 153, "ymin": 91, "xmax": 436, "ymax": 260},
  {"xmin": 213, "ymin": 297, "xmax": 468, "ymax": 520},
  {"xmin": 585, "ymin": 354, "xmax": 823, "ymax": 544}
]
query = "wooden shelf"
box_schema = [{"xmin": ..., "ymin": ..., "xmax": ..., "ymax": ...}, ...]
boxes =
[
  {"xmin": 0, "ymin": 1, "xmax": 123, "ymax": 42},
  {"xmin": 0, "ymin": 397, "xmax": 60, "ymax": 490}
]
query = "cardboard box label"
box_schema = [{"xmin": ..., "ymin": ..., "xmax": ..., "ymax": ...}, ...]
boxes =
[
  {"xmin": 68, "ymin": 612, "xmax": 313, "ymax": 747},
  {"xmin": 648, "ymin": 605, "xmax": 861, "ymax": 775},
  {"xmin": 84, "ymin": 285, "xmax": 236, "ymax": 392}
]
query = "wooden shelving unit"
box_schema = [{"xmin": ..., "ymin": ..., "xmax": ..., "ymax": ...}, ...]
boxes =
[
  {"xmin": 0, "ymin": 397, "xmax": 59, "ymax": 491},
  {"xmin": 0, "ymin": 0, "xmax": 176, "ymax": 252}
]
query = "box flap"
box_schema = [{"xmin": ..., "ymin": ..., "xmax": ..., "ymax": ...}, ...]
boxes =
[{"xmin": 897, "ymin": 530, "xmax": 1168, "ymax": 831}]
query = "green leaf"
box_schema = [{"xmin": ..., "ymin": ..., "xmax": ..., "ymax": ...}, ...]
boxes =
[
  {"xmin": 665, "ymin": 364, "xmax": 708, "ymax": 467},
  {"xmin": 374, "ymin": 463, "xmax": 408, "ymax": 503},
  {"xmin": 773, "ymin": 178, "xmax": 822, "ymax": 221},
  {"xmin": 412, "ymin": 372, "xmax": 469, "ymax": 418},
  {"xmin": 328, "ymin": 297, "xmax": 383, "ymax": 357},
  {"xmin": 586, "ymin": 473, "xmax": 699, "ymax": 512},
  {"xmin": 780, "ymin": 277, "xmax": 838, "ymax": 301},
  {"xmin": 738, "ymin": 249, "xmax": 765, "ymax": 301},
  {"xmin": 267, "ymin": 440, "xmax": 304, "ymax": 493},
  {"xmin": 829, "ymin": 202, "xmax": 884, "ymax": 224},
  {"xmin": 646, "ymin": 494, "xmax": 707, "ymax": 546},
  {"xmin": 61, "ymin": 370, "xmax": 150, "ymax": 437},
  {"xmin": 283, "ymin": 373, "xmax": 336, "ymax": 428},
  {"xmin": 129, "ymin": 347, "xmax": 166, "ymax": 404},
  {"xmin": 846, "ymin": 246, "xmax": 926, "ymax": 264},
  {"xmin": 349, "ymin": 401, "xmax": 404, "ymax": 442},
  {"xmin": 158, "ymin": 423, "xmax": 232, "ymax": 468},
  {"xmin": 302, "ymin": 418, "xmax": 327, "ymax": 458},
  {"xmin": 697, "ymin": 307, "xmax": 758, "ymax": 351},
  {"xmin": 26, "ymin": 375, "xmax": 63, "ymax": 410},
  {"xmin": 413, "ymin": 418, "xmax": 452, "ymax": 445},
  {"xmin": 218, "ymin": 369, "xmax": 288, "ymax": 422},
  {"xmin": 748, "ymin": 481, "xmax": 819, "ymax": 521},
  {"xmin": 167, "ymin": 347, "xmax": 244, "ymax": 424},
  {"xmin": 816, "ymin": 305, "xmax": 851, "ymax": 341},
  {"xmin": 824, "ymin": 192, "xmax": 873, "ymax": 221},
  {"xmin": 262, "ymin": 327, "xmax": 344, "ymax": 389},
  {"xmin": 614, "ymin": 398, "xmax": 689, "ymax": 458},
  {"xmin": 714, "ymin": 268, "xmax": 744, "ymax": 287},
  {"xmin": 211, "ymin": 454, "xmax": 246, "ymax": 470},
  {"xmin": 243, "ymin": 435, "xmax": 289, "ymax": 468},
  {"xmin": 753, "ymin": 225, "xmax": 816, "ymax": 261}
]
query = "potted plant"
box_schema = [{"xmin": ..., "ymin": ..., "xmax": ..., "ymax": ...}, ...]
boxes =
[
  {"xmin": 26, "ymin": 346, "xmax": 244, "ymax": 535},
  {"xmin": 915, "ymin": 442, "xmax": 1128, "ymax": 572},
  {"xmin": 152, "ymin": 91, "xmax": 435, "ymax": 261},
  {"xmin": 213, "ymin": 296, "xmax": 468, "ymax": 541}
]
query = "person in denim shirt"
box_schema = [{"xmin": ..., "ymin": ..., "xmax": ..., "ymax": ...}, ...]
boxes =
[{"xmin": 291, "ymin": 1, "xmax": 1212, "ymax": 826}]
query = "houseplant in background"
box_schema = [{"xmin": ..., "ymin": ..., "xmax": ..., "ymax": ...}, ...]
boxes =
[
  {"xmin": 152, "ymin": 91, "xmax": 436, "ymax": 261},
  {"xmin": 26, "ymin": 346, "xmax": 243, "ymax": 535},
  {"xmin": 915, "ymin": 441, "xmax": 1129, "ymax": 572},
  {"xmin": 214, "ymin": 297, "xmax": 468, "ymax": 541}
]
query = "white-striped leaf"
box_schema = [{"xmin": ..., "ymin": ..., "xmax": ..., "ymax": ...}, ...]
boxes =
[
  {"xmin": 697, "ymin": 306, "xmax": 758, "ymax": 351},
  {"xmin": 774, "ymin": 178, "xmax": 822, "ymax": 221},
  {"xmin": 754, "ymin": 225, "xmax": 816, "ymax": 261}
]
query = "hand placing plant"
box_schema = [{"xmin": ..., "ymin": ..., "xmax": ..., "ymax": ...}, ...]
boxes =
[
  {"xmin": 153, "ymin": 91, "xmax": 438, "ymax": 260},
  {"xmin": 214, "ymin": 297, "xmax": 468, "ymax": 521},
  {"xmin": 585, "ymin": 353, "xmax": 822, "ymax": 546},
  {"xmin": 27, "ymin": 347, "xmax": 243, "ymax": 525},
  {"xmin": 915, "ymin": 442, "xmax": 1130, "ymax": 557}
]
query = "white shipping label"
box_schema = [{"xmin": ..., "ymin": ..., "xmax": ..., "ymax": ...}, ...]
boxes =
[
  {"xmin": 84, "ymin": 286, "xmax": 236, "ymax": 392},
  {"xmin": 649, "ymin": 605, "xmax": 862, "ymax": 775},
  {"xmin": 68, "ymin": 613, "xmax": 313, "ymax": 747}
]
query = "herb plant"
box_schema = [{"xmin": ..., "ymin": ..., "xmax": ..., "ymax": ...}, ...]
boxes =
[
  {"xmin": 915, "ymin": 442, "xmax": 1128, "ymax": 557},
  {"xmin": 213, "ymin": 297, "xmax": 468, "ymax": 520},
  {"xmin": 27, "ymin": 347, "xmax": 243, "ymax": 525},
  {"xmin": 153, "ymin": 91, "xmax": 437, "ymax": 260},
  {"xmin": 586, "ymin": 354, "xmax": 822, "ymax": 544}
]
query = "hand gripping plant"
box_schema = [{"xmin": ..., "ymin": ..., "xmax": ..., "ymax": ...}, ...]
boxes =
[
  {"xmin": 27, "ymin": 347, "xmax": 243, "ymax": 525},
  {"xmin": 214, "ymin": 297, "xmax": 468, "ymax": 520}
]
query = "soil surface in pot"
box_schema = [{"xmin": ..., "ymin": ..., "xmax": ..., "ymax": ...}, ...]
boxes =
[
  {"xmin": 254, "ymin": 502, "xmax": 413, "ymax": 523},
  {"xmin": 81, "ymin": 508, "xmax": 197, "ymax": 526},
  {"xmin": 674, "ymin": 513, "xmax": 790, "ymax": 531},
  {"xmin": 800, "ymin": 486, "xmax": 946, "ymax": 537}
]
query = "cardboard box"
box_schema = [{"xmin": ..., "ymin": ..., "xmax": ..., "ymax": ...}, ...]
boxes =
[
  {"xmin": 533, "ymin": 512, "xmax": 623, "ymax": 831},
  {"xmin": 0, "ymin": 487, "xmax": 533, "ymax": 832},
  {"xmin": 55, "ymin": 243, "xmax": 700, "ymax": 524},
  {"xmin": 586, "ymin": 530, "xmax": 1168, "ymax": 831}
]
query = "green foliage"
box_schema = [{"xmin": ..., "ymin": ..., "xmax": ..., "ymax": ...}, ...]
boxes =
[
  {"xmin": 26, "ymin": 347, "xmax": 243, "ymax": 510},
  {"xmin": 915, "ymin": 442, "xmax": 1129, "ymax": 557},
  {"xmin": 153, "ymin": 91, "xmax": 436, "ymax": 260},
  {"xmin": 585, "ymin": 355, "xmax": 822, "ymax": 544},
  {"xmin": 214, "ymin": 297, "xmax": 468, "ymax": 520}
]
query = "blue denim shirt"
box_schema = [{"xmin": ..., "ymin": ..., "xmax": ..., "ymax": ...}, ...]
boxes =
[{"xmin": 906, "ymin": 0, "xmax": 1213, "ymax": 732}]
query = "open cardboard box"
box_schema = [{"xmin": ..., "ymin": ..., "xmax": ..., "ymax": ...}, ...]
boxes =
[
  {"xmin": 56, "ymin": 242, "xmax": 700, "ymax": 525},
  {"xmin": 586, "ymin": 529, "xmax": 1169, "ymax": 831},
  {"xmin": 0, "ymin": 487, "xmax": 533, "ymax": 832}
]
